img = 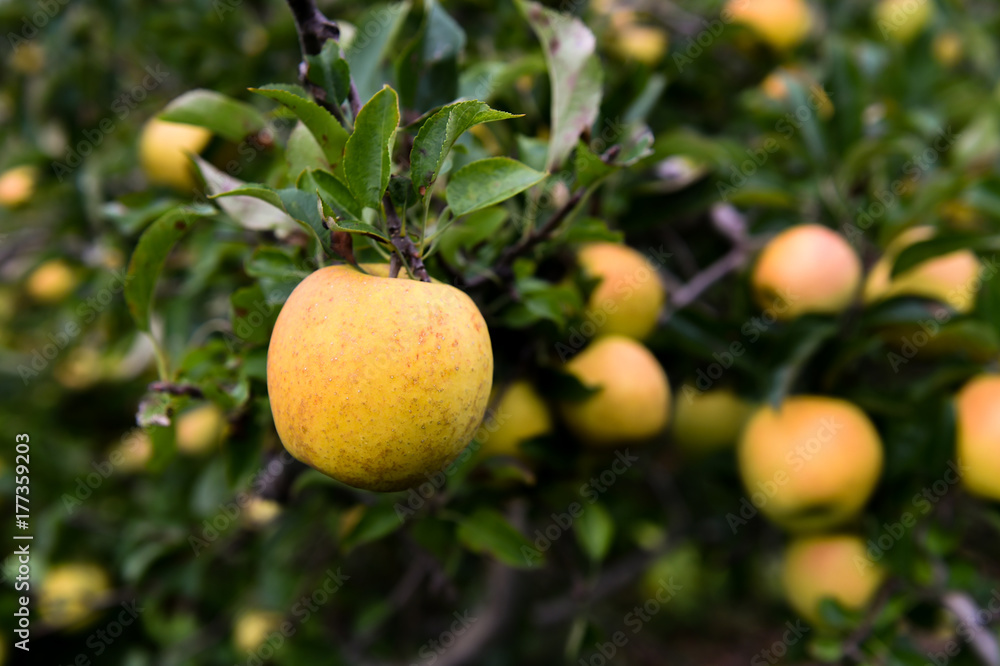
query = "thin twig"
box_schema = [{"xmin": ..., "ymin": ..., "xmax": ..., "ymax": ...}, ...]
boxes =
[
  {"xmin": 147, "ymin": 381, "xmax": 204, "ymax": 398},
  {"xmin": 384, "ymin": 193, "xmax": 431, "ymax": 282},
  {"xmin": 465, "ymin": 187, "xmax": 586, "ymax": 288},
  {"xmin": 285, "ymin": 0, "xmax": 349, "ymax": 127}
]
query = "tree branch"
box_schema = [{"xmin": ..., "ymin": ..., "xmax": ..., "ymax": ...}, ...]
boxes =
[
  {"xmin": 385, "ymin": 193, "xmax": 431, "ymax": 282},
  {"xmin": 285, "ymin": 0, "xmax": 349, "ymax": 127},
  {"xmin": 465, "ymin": 187, "xmax": 586, "ymax": 288}
]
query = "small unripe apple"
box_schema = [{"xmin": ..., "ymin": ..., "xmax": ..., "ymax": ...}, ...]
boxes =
[
  {"xmin": 874, "ymin": 0, "xmax": 933, "ymax": 44},
  {"xmin": 577, "ymin": 242, "xmax": 666, "ymax": 340},
  {"xmin": 0, "ymin": 165, "xmax": 38, "ymax": 207},
  {"xmin": 26, "ymin": 258, "xmax": 78, "ymax": 304},
  {"xmin": 267, "ymin": 264, "xmax": 493, "ymax": 492},
  {"xmin": 738, "ymin": 396, "xmax": 884, "ymax": 532},
  {"xmin": 672, "ymin": 388, "xmax": 755, "ymax": 455},
  {"xmin": 176, "ymin": 403, "xmax": 227, "ymax": 455},
  {"xmin": 726, "ymin": 0, "xmax": 812, "ymax": 50},
  {"xmin": 139, "ymin": 117, "xmax": 212, "ymax": 192},
  {"xmin": 864, "ymin": 226, "xmax": 980, "ymax": 314},
  {"xmin": 39, "ymin": 563, "xmax": 111, "ymax": 631},
  {"xmin": 233, "ymin": 609, "xmax": 283, "ymax": 654},
  {"xmin": 559, "ymin": 335, "xmax": 670, "ymax": 447},
  {"xmin": 478, "ymin": 380, "xmax": 552, "ymax": 460},
  {"xmin": 607, "ymin": 18, "xmax": 669, "ymax": 66},
  {"xmin": 933, "ymin": 32, "xmax": 962, "ymax": 67},
  {"xmin": 782, "ymin": 534, "xmax": 885, "ymax": 625},
  {"xmin": 752, "ymin": 224, "xmax": 862, "ymax": 320},
  {"xmin": 242, "ymin": 497, "xmax": 283, "ymax": 528},
  {"xmin": 955, "ymin": 374, "xmax": 1000, "ymax": 502},
  {"xmin": 110, "ymin": 431, "xmax": 153, "ymax": 474}
]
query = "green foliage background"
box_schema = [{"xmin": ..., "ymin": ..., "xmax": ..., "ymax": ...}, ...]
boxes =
[{"xmin": 2, "ymin": 0, "xmax": 1000, "ymax": 664}]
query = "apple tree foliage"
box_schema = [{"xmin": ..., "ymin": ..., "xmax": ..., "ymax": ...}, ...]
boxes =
[{"xmin": 2, "ymin": 0, "xmax": 1000, "ymax": 664}]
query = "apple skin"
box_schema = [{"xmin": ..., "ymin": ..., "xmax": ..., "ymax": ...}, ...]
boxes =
[
  {"xmin": 874, "ymin": 0, "xmax": 932, "ymax": 43},
  {"xmin": 672, "ymin": 388, "xmax": 755, "ymax": 455},
  {"xmin": 738, "ymin": 396, "xmax": 884, "ymax": 532},
  {"xmin": 267, "ymin": 264, "xmax": 493, "ymax": 492},
  {"xmin": 955, "ymin": 374, "xmax": 1000, "ymax": 501},
  {"xmin": 752, "ymin": 224, "xmax": 862, "ymax": 320},
  {"xmin": 139, "ymin": 118, "xmax": 212, "ymax": 192},
  {"xmin": 39, "ymin": 563, "xmax": 111, "ymax": 631},
  {"xmin": 578, "ymin": 242, "xmax": 666, "ymax": 340},
  {"xmin": 0, "ymin": 165, "xmax": 38, "ymax": 207},
  {"xmin": 478, "ymin": 380, "xmax": 552, "ymax": 460},
  {"xmin": 864, "ymin": 226, "xmax": 980, "ymax": 314},
  {"xmin": 782, "ymin": 534, "xmax": 886, "ymax": 626},
  {"xmin": 559, "ymin": 335, "xmax": 670, "ymax": 447},
  {"xmin": 176, "ymin": 403, "xmax": 227, "ymax": 455},
  {"xmin": 726, "ymin": 0, "xmax": 811, "ymax": 50}
]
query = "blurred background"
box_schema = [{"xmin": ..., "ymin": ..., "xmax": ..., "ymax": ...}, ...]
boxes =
[{"xmin": 2, "ymin": 0, "xmax": 1000, "ymax": 664}]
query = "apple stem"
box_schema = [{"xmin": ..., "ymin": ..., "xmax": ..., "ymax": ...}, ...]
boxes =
[{"xmin": 384, "ymin": 194, "xmax": 431, "ymax": 281}]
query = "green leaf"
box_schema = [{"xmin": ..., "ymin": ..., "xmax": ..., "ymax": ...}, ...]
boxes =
[
  {"xmin": 575, "ymin": 502, "xmax": 615, "ymax": 563},
  {"xmin": 230, "ymin": 285, "xmax": 279, "ymax": 346},
  {"xmin": 445, "ymin": 157, "xmax": 546, "ymax": 217},
  {"xmin": 343, "ymin": 2, "xmax": 411, "ymax": 103},
  {"xmin": 158, "ymin": 89, "xmax": 268, "ymax": 142},
  {"xmin": 575, "ymin": 141, "xmax": 617, "ymax": 189},
  {"xmin": 891, "ymin": 234, "xmax": 1000, "ymax": 277},
  {"xmin": 518, "ymin": 1, "xmax": 603, "ymax": 170},
  {"xmin": 251, "ymin": 87, "xmax": 349, "ymax": 175},
  {"xmin": 342, "ymin": 503, "xmax": 404, "ymax": 551},
  {"xmin": 456, "ymin": 508, "xmax": 541, "ymax": 568},
  {"xmin": 286, "ymin": 121, "xmax": 331, "ymax": 181},
  {"xmin": 344, "ymin": 86, "xmax": 400, "ymax": 209},
  {"xmin": 412, "ymin": 101, "xmax": 520, "ymax": 198},
  {"xmin": 125, "ymin": 205, "xmax": 215, "ymax": 332},
  {"xmin": 437, "ymin": 206, "xmax": 509, "ymax": 265},
  {"xmin": 396, "ymin": 0, "xmax": 466, "ymax": 111},
  {"xmin": 196, "ymin": 157, "xmax": 297, "ymax": 236},
  {"xmin": 311, "ymin": 169, "xmax": 364, "ymax": 221},
  {"xmin": 277, "ymin": 187, "xmax": 332, "ymax": 250},
  {"xmin": 306, "ymin": 40, "xmax": 352, "ymax": 108}
]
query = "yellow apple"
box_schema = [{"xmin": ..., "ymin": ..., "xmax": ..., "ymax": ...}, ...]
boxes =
[
  {"xmin": 738, "ymin": 396, "xmax": 884, "ymax": 532},
  {"xmin": 782, "ymin": 534, "xmax": 886, "ymax": 625},
  {"xmin": 139, "ymin": 117, "xmax": 212, "ymax": 192},
  {"xmin": 864, "ymin": 226, "xmax": 980, "ymax": 314},
  {"xmin": 267, "ymin": 263, "xmax": 493, "ymax": 492},
  {"xmin": 478, "ymin": 380, "xmax": 553, "ymax": 460},
  {"xmin": 233, "ymin": 609, "xmax": 282, "ymax": 653},
  {"xmin": 607, "ymin": 19, "xmax": 669, "ymax": 66},
  {"xmin": 110, "ymin": 430, "xmax": 153, "ymax": 474},
  {"xmin": 26, "ymin": 258, "xmax": 77, "ymax": 304},
  {"xmin": 578, "ymin": 242, "xmax": 666, "ymax": 340},
  {"xmin": 933, "ymin": 32, "xmax": 962, "ymax": 67},
  {"xmin": 176, "ymin": 403, "xmax": 227, "ymax": 455},
  {"xmin": 726, "ymin": 0, "xmax": 812, "ymax": 50},
  {"xmin": 752, "ymin": 224, "xmax": 862, "ymax": 320},
  {"xmin": 874, "ymin": 0, "xmax": 933, "ymax": 43},
  {"xmin": 242, "ymin": 497, "xmax": 283, "ymax": 528},
  {"xmin": 955, "ymin": 374, "xmax": 1000, "ymax": 501},
  {"xmin": 559, "ymin": 335, "xmax": 670, "ymax": 447},
  {"xmin": 672, "ymin": 388, "xmax": 755, "ymax": 454},
  {"xmin": 0, "ymin": 165, "xmax": 38, "ymax": 207},
  {"xmin": 39, "ymin": 563, "xmax": 111, "ymax": 631}
]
